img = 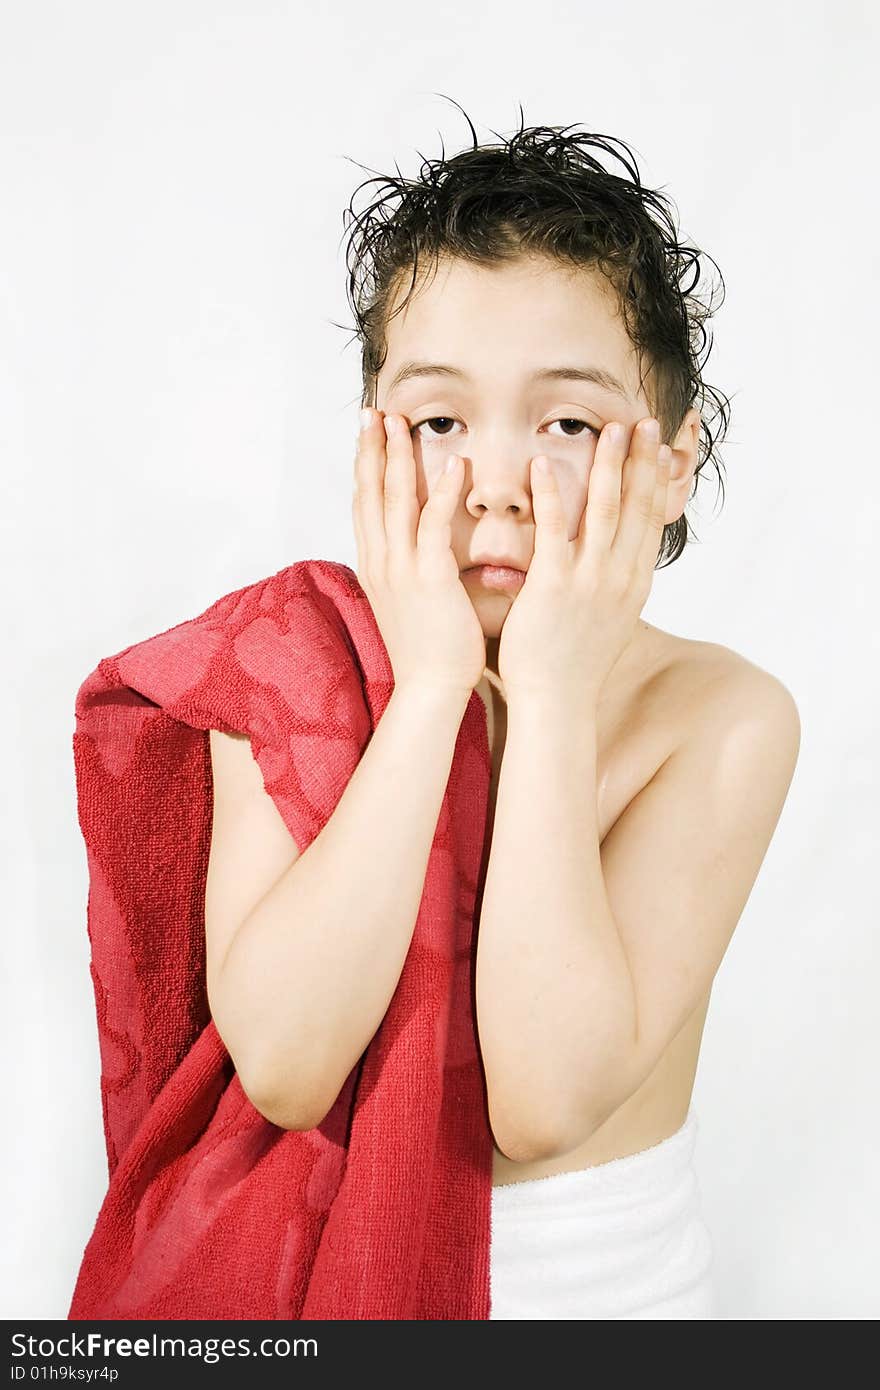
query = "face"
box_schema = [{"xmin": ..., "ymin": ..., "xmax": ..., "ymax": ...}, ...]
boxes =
[{"xmin": 375, "ymin": 253, "xmax": 690, "ymax": 640}]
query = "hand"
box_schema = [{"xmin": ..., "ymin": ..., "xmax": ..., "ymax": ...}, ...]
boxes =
[
  {"xmin": 352, "ymin": 408, "xmax": 487, "ymax": 697},
  {"xmin": 497, "ymin": 416, "xmax": 672, "ymax": 703}
]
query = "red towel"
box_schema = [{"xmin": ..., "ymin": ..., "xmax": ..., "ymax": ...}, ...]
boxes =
[{"xmin": 67, "ymin": 558, "xmax": 494, "ymax": 1320}]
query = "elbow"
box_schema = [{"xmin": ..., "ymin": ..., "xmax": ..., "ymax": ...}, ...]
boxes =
[
  {"xmin": 234, "ymin": 1041, "xmax": 338, "ymax": 1133},
  {"xmin": 487, "ymin": 1025, "xmax": 641, "ymax": 1165},
  {"xmin": 493, "ymin": 1132, "xmax": 560, "ymax": 1165},
  {"xmin": 492, "ymin": 1121, "xmax": 581, "ymax": 1165},
  {"xmin": 238, "ymin": 1067, "xmax": 332, "ymax": 1132},
  {"xmin": 496, "ymin": 1112, "xmax": 607, "ymax": 1165},
  {"xmin": 489, "ymin": 1084, "xmax": 624, "ymax": 1164},
  {"xmin": 213, "ymin": 1014, "xmax": 339, "ymax": 1132},
  {"xmin": 489, "ymin": 1104, "xmax": 588, "ymax": 1165}
]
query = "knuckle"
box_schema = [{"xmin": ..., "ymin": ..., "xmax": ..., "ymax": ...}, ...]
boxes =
[{"xmin": 595, "ymin": 500, "xmax": 620, "ymax": 524}]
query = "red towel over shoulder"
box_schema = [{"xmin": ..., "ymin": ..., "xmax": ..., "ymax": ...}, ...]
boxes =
[{"xmin": 67, "ymin": 558, "xmax": 494, "ymax": 1320}]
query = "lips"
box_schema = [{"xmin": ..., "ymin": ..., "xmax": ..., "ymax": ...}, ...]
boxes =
[{"xmin": 463, "ymin": 563, "xmax": 526, "ymax": 593}]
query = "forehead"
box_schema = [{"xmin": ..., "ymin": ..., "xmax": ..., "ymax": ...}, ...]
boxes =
[{"xmin": 380, "ymin": 254, "xmax": 645, "ymax": 404}]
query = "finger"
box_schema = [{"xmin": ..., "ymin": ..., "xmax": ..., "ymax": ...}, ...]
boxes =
[
  {"xmin": 382, "ymin": 414, "xmax": 421, "ymax": 561},
  {"xmin": 530, "ymin": 456, "xmax": 570, "ymax": 570},
  {"xmin": 611, "ymin": 417, "xmax": 661, "ymax": 562},
  {"xmin": 354, "ymin": 408, "xmax": 389, "ymax": 572},
  {"xmin": 352, "ymin": 445, "xmax": 374, "ymax": 591},
  {"xmin": 352, "ymin": 441, "xmax": 367, "ymax": 573},
  {"xmin": 575, "ymin": 421, "xmax": 619, "ymax": 551},
  {"xmin": 636, "ymin": 442, "xmax": 672, "ymax": 575},
  {"xmin": 416, "ymin": 453, "xmax": 465, "ymax": 577},
  {"xmin": 580, "ymin": 421, "xmax": 628, "ymax": 558}
]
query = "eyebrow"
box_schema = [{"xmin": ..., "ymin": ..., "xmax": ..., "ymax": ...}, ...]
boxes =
[{"xmin": 386, "ymin": 360, "xmax": 633, "ymax": 402}]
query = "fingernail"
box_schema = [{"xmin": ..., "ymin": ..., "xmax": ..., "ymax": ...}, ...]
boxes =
[
  {"xmin": 643, "ymin": 418, "xmax": 660, "ymax": 442},
  {"xmin": 384, "ymin": 415, "xmax": 401, "ymax": 438},
  {"xmin": 534, "ymin": 456, "xmax": 549, "ymax": 473},
  {"xmin": 360, "ymin": 408, "xmax": 372, "ymax": 432}
]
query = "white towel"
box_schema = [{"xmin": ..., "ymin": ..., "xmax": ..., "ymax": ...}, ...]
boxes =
[{"xmin": 489, "ymin": 1107, "xmax": 717, "ymax": 1319}]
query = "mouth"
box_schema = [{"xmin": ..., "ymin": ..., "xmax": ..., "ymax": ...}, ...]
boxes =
[{"xmin": 461, "ymin": 564, "xmax": 526, "ymax": 594}]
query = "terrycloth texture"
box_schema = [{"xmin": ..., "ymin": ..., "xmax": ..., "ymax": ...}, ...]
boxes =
[
  {"xmin": 489, "ymin": 1108, "xmax": 718, "ymax": 1319},
  {"xmin": 67, "ymin": 558, "xmax": 494, "ymax": 1321}
]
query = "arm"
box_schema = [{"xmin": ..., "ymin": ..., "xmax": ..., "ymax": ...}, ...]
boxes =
[
  {"xmin": 206, "ymin": 680, "xmax": 469, "ymax": 1130},
  {"xmin": 475, "ymin": 664, "xmax": 801, "ymax": 1162}
]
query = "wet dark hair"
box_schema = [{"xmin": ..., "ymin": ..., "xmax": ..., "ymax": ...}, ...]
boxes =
[{"xmin": 336, "ymin": 98, "xmax": 731, "ymax": 568}]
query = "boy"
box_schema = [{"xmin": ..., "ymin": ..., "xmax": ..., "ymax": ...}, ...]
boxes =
[{"xmin": 204, "ymin": 118, "xmax": 800, "ymax": 1317}]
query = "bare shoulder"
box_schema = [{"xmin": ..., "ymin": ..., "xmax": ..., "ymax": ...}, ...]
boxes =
[{"xmin": 652, "ymin": 628, "xmax": 802, "ymax": 775}]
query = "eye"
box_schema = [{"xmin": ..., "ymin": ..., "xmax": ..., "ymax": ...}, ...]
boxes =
[
  {"xmin": 411, "ymin": 417, "xmax": 461, "ymax": 441},
  {"xmin": 410, "ymin": 415, "xmax": 602, "ymax": 443},
  {"xmin": 546, "ymin": 417, "xmax": 601, "ymax": 440}
]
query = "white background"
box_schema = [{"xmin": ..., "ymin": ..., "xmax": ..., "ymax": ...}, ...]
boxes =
[{"xmin": 2, "ymin": 0, "xmax": 878, "ymax": 1321}]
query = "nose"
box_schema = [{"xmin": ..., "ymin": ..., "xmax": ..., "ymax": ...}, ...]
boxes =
[{"xmin": 462, "ymin": 450, "xmax": 534, "ymax": 519}]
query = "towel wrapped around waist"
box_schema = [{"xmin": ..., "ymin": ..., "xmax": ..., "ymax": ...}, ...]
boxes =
[{"xmin": 489, "ymin": 1107, "xmax": 717, "ymax": 1320}]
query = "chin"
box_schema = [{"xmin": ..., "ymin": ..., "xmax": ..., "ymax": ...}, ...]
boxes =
[{"xmin": 468, "ymin": 591, "xmax": 513, "ymax": 639}]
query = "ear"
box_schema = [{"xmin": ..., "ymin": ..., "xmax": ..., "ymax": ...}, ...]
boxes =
[{"xmin": 663, "ymin": 408, "xmax": 702, "ymax": 524}]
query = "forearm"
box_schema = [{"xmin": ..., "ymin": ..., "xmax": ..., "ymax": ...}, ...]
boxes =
[
  {"xmin": 475, "ymin": 693, "xmax": 638, "ymax": 1160},
  {"xmin": 221, "ymin": 681, "xmax": 470, "ymax": 1127}
]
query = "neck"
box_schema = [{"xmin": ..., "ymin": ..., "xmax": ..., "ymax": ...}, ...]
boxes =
[
  {"xmin": 484, "ymin": 636, "xmax": 500, "ymax": 679},
  {"xmin": 481, "ymin": 621, "xmax": 653, "ymax": 703},
  {"xmin": 482, "ymin": 637, "xmax": 506, "ymax": 697}
]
